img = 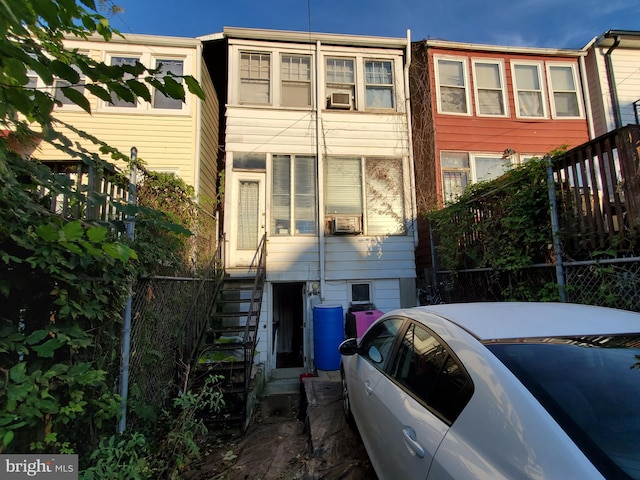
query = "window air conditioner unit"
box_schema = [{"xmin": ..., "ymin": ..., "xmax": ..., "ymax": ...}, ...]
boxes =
[
  {"xmin": 331, "ymin": 215, "xmax": 362, "ymax": 234},
  {"xmin": 328, "ymin": 92, "xmax": 351, "ymax": 109}
]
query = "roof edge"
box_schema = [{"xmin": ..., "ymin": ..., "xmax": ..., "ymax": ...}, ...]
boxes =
[{"xmin": 421, "ymin": 39, "xmax": 585, "ymax": 57}]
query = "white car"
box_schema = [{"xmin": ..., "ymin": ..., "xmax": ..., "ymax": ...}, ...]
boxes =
[{"xmin": 339, "ymin": 302, "xmax": 640, "ymax": 479}]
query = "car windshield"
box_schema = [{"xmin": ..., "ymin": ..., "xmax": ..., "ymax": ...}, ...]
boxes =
[{"xmin": 487, "ymin": 335, "xmax": 640, "ymax": 479}]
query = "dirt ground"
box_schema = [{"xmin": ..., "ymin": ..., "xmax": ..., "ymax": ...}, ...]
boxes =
[{"xmin": 185, "ymin": 379, "xmax": 377, "ymax": 480}]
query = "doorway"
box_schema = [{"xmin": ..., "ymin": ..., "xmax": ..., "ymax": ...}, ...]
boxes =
[{"xmin": 272, "ymin": 283, "xmax": 305, "ymax": 368}]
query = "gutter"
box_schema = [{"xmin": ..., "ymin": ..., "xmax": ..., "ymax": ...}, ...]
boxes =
[
  {"xmin": 602, "ymin": 33, "xmax": 623, "ymax": 129},
  {"xmin": 316, "ymin": 40, "xmax": 326, "ymax": 301},
  {"xmin": 193, "ymin": 41, "xmax": 203, "ymax": 201}
]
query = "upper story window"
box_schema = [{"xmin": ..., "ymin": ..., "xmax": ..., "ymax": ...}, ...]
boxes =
[
  {"xmin": 512, "ymin": 62, "xmax": 547, "ymax": 118},
  {"xmin": 153, "ymin": 59, "xmax": 184, "ymax": 109},
  {"xmin": 240, "ymin": 52, "xmax": 271, "ymax": 105},
  {"xmin": 110, "ymin": 56, "xmax": 140, "ymax": 107},
  {"xmin": 472, "ymin": 60, "xmax": 507, "ymax": 117},
  {"xmin": 547, "ymin": 63, "xmax": 582, "ymax": 118},
  {"xmin": 281, "ymin": 55, "xmax": 312, "ymax": 108},
  {"xmin": 435, "ymin": 56, "xmax": 470, "ymax": 115},
  {"xmin": 271, "ymin": 154, "xmax": 317, "ymax": 236},
  {"xmin": 365, "ymin": 60, "xmax": 394, "ymax": 109},
  {"xmin": 325, "ymin": 156, "xmax": 406, "ymax": 235},
  {"xmin": 326, "ymin": 57, "xmax": 355, "ymax": 109}
]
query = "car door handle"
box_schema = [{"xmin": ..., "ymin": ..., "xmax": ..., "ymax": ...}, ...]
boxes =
[
  {"xmin": 364, "ymin": 380, "xmax": 373, "ymax": 395},
  {"xmin": 402, "ymin": 427, "xmax": 425, "ymax": 458}
]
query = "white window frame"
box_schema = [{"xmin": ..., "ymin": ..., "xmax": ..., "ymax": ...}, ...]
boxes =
[
  {"xmin": 441, "ymin": 151, "xmax": 515, "ymax": 202},
  {"xmin": 325, "ymin": 56, "xmax": 356, "ymax": 110},
  {"xmin": 546, "ymin": 62, "xmax": 584, "ymax": 119},
  {"xmin": 239, "ymin": 51, "xmax": 271, "ymax": 106},
  {"xmin": 325, "ymin": 156, "xmax": 407, "ymax": 236},
  {"xmin": 470, "ymin": 153, "xmax": 513, "ymax": 183},
  {"xmin": 511, "ymin": 61, "xmax": 548, "ymax": 119},
  {"xmin": 349, "ymin": 282, "xmax": 372, "ymax": 306},
  {"xmin": 434, "ymin": 55, "xmax": 471, "ymax": 116},
  {"xmin": 280, "ymin": 54, "xmax": 312, "ymax": 108},
  {"xmin": 364, "ymin": 59, "xmax": 394, "ymax": 110},
  {"xmin": 472, "ymin": 59, "xmax": 508, "ymax": 117},
  {"xmin": 152, "ymin": 57, "xmax": 185, "ymax": 110},
  {"xmin": 101, "ymin": 52, "xmax": 190, "ymax": 114},
  {"xmin": 270, "ymin": 154, "xmax": 317, "ymax": 236}
]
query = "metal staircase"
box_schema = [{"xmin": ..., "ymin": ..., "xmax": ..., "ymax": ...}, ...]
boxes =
[{"xmin": 193, "ymin": 234, "xmax": 267, "ymax": 434}]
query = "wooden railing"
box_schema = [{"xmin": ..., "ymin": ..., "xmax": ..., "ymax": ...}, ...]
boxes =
[{"xmin": 553, "ymin": 125, "xmax": 640, "ymax": 254}]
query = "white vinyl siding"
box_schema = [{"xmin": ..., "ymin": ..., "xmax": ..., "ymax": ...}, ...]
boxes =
[
  {"xmin": 547, "ymin": 63, "xmax": 582, "ymax": 118},
  {"xmin": 473, "ymin": 60, "xmax": 507, "ymax": 117},
  {"xmin": 435, "ymin": 56, "xmax": 470, "ymax": 115},
  {"xmin": 240, "ymin": 52, "xmax": 271, "ymax": 105},
  {"xmin": 512, "ymin": 62, "xmax": 547, "ymax": 118}
]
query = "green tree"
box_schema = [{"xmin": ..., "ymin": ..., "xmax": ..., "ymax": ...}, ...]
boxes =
[{"xmin": 0, "ymin": 0, "xmax": 205, "ymax": 456}]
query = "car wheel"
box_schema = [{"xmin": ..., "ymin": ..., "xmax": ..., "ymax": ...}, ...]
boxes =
[{"xmin": 341, "ymin": 366, "xmax": 354, "ymax": 424}]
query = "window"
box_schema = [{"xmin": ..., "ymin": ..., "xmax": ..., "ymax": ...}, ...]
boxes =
[
  {"xmin": 234, "ymin": 153, "xmax": 266, "ymax": 170},
  {"xmin": 271, "ymin": 155, "xmax": 317, "ymax": 235},
  {"xmin": 54, "ymin": 76, "xmax": 85, "ymax": 106},
  {"xmin": 326, "ymin": 57, "xmax": 355, "ymax": 109},
  {"xmin": 391, "ymin": 322, "xmax": 473, "ymax": 424},
  {"xmin": 512, "ymin": 62, "xmax": 546, "ymax": 118},
  {"xmin": 360, "ymin": 318, "xmax": 404, "ymax": 370},
  {"xmin": 365, "ymin": 60, "xmax": 394, "ymax": 109},
  {"xmin": 441, "ymin": 152, "xmax": 513, "ymax": 201},
  {"xmin": 351, "ymin": 283, "xmax": 371, "ymax": 304},
  {"xmin": 110, "ymin": 56, "xmax": 140, "ymax": 107},
  {"xmin": 441, "ymin": 152, "xmax": 469, "ymax": 203},
  {"xmin": 240, "ymin": 52, "xmax": 270, "ymax": 105},
  {"xmin": 153, "ymin": 59, "xmax": 184, "ymax": 109},
  {"xmin": 473, "ymin": 60, "xmax": 507, "ymax": 116},
  {"xmin": 281, "ymin": 55, "xmax": 312, "ymax": 107},
  {"xmin": 325, "ymin": 157, "xmax": 406, "ymax": 235},
  {"xmin": 547, "ymin": 64, "xmax": 581, "ymax": 118},
  {"xmin": 436, "ymin": 57, "xmax": 469, "ymax": 114}
]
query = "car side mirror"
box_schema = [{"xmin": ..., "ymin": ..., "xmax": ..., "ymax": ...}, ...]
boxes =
[{"xmin": 339, "ymin": 338, "xmax": 358, "ymax": 356}]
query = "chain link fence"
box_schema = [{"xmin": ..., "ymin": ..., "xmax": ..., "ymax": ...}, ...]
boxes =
[{"xmin": 434, "ymin": 259, "xmax": 640, "ymax": 314}]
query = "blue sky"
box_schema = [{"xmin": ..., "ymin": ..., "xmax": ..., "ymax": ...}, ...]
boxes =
[{"xmin": 108, "ymin": 0, "xmax": 638, "ymax": 49}]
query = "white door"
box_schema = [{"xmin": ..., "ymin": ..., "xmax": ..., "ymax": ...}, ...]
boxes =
[{"xmin": 229, "ymin": 173, "xmax": 265, "ymax": 268}]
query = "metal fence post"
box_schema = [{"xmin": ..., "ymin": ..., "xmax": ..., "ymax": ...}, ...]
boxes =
[
  {"xmin": 546, "ymin": 155, "xmax": 567, "ymax": 302},
  {"xmin": 118, "ymin": 147, "xmax": 137, "ymax": 434}
]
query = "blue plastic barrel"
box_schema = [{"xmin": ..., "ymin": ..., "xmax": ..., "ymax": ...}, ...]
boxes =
[{"xmin": 313, "ymin": 305, "xmax": 344, "ymax": 371}]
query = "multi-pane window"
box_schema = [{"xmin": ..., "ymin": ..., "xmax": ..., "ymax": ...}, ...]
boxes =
[
  {"xmin": 271, "ymin": 155, "xmax": 317, "ymax": 235},
  {"xmin": 326, "ymin": 57, "xmax": 355, "ymax": 108},
  {"xmin": 441, "ymin": 152, "xmax": 512, "ymax": 202},
  {"xmin": 240, "ymin": 52, "xmax": 271, "ymax": 105},
  {"xmin": 512, "ymin": 62, "xmax": 546, "ymax": 118},
  {"xmin": 110, "ymin": 56, "xmax": 140, "ymax": 107},
  {"xmin": 473, "ymin": 60, "xmax": 506, "ymax": 116},
  {"xmin": 281, "ymin": 55, "xmax": 312, "ymax": 107},
  {"xmin": 153, "ymin": 59, "xmax": 184, "ymax": 109},
  {"xmin": 548, "ymin": 64, "xmax": 581, "ymax": 118},
  {"xmin": 436, "ymin": 57, "xmax": 469, "ymax": 114},
  {"xmin": 365, "ymin": 60, "xmax": 394, "ymax": 109},
  {"xmin": 325, "ymin": 156, "xmax": 405, "ymax": 235}
]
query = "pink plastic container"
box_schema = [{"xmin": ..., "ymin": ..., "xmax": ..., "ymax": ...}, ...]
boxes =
[{"xmin": 354, "ymin": 310, "xmax": 384, "ymax": 338}]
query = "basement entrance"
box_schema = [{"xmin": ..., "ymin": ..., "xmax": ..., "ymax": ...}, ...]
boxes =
[{"xmin": 273, "ymin": 283, "xmax": 305, "ymax": 368}]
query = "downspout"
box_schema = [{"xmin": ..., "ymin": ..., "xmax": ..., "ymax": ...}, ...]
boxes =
[
  {"xmin": 316, "ymin": 40, "xmax": 326, "ymax": 301},
  {"xmin": 603, "ymin": 34, "xmax": 623, "ymax": 129},
  {"xmin": 404, "ymin": 29, "xmax": 418, "ymax": 248}
]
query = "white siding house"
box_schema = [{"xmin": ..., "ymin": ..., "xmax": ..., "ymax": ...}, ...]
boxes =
[
  {"xmin": 584, "ymin": 30, "xmax": 640, "ymax": 137},
  {"xmin": 202, "ymin": 27, "xmax": 416, "ymax": 373}
]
